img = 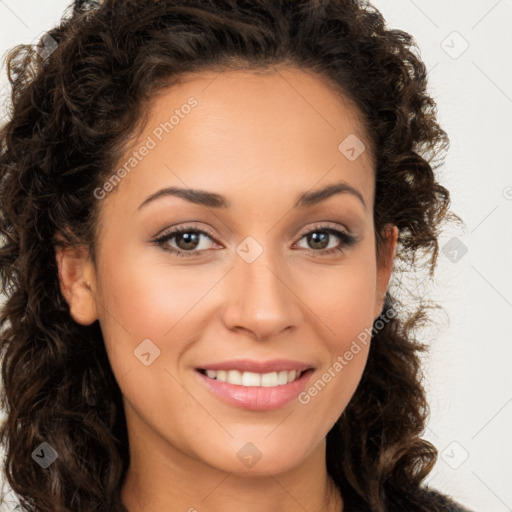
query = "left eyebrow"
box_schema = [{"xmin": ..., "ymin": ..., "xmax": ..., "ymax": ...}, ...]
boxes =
[{"xmin": 293, "ymin": 180, "xmax": 366, "ymax": 210}]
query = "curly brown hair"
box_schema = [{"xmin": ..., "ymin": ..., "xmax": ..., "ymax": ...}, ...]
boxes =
[{"xmin": 0, "ymin": 0, "xmax": 465, "ymax": 511}]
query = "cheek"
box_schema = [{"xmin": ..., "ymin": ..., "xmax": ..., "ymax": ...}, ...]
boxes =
[
  {"xmin": 97, "ymin": 241, "xmax": 210, "ymax": 339},
  {"xmin": 93, "ymin": 239, "xmax": 235, "ymax": 399},
  {"xmin": 299, "ymin": 246, "xmax": 378, "ymax": 341},
  {"xmin": 295, "ymin": 251, "xmax": 377, "ymax": 415}
]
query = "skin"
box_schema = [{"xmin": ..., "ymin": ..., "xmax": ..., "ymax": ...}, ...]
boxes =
[{"xmin": 56, "ymin": 67, "xmax": 398, "ymax": 512}]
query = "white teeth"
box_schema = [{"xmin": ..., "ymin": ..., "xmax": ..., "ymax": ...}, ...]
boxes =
[
  {"xmin": 227, "ymin": 370, "xmax": 242, "ymax": 385},
  {"xmin": 261, "ymin": 371, "xmax": 278, "ymax": 387},
  {"xmin": 277, "ymin": 370, "xmax": 288, "ymax": 385},
  {"xmin": 203, "ymin": 369, "xmax": 302, "ymax": 387},
  {"xmin": 242, "ymin": 371, "xmax": 261, "ymax": 387}
]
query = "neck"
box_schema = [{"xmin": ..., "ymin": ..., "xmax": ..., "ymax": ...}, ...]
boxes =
[{"xmin": 120, "ymin": 413, "xmax": 343, "ymax": 512}]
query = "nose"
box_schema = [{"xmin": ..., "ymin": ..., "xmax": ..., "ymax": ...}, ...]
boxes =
[{"xmin": 221, "ymin": 245, "xmax": 303, "ymax": 341}]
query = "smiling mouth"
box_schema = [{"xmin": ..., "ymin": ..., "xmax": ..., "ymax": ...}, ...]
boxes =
[{"xmin": 197, "ymin": 368, "xmax": 311, "ymax": 387}]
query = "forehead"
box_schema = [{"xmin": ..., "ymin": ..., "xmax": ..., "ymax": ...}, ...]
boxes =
[
  {"xmin": 145, "ymin": 67, "xmax": 369, "ymax": 148},
  {"xmin": 103, "ymin": 67, "xmax": 374, "ymax": 215}
]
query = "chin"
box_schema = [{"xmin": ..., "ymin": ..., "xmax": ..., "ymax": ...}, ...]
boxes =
[{"xmin": 197, "ymin": 435, "xmax": 318, "ymax": 476}]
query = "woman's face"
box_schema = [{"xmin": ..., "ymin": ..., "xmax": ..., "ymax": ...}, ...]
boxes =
[{"xmin": 60, "ymin": 68, "xmax": 397, "ymax": 477}]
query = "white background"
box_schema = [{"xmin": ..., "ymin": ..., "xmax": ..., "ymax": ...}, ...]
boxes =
[{"xmin": 1, "ymin": 1, "xmax": 511, "ymax": 511}]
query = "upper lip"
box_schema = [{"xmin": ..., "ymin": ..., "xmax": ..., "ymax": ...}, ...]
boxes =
[{"xmin": 197, "ymin": 359, "xmax": 314, "ymax": 374}]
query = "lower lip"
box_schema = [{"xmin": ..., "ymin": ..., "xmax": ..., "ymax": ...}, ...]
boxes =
[{"xmin": 196, "ymin": 369, "xmax": 314, "ymax": 411}]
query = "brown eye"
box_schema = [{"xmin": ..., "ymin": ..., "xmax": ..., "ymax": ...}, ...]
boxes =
[
  {"xmin": 174, "ymin": 231, "xmax": 202, "ymax": 251},
  {"xmin": 154, "ymin": 226, "xmax": 218, "ymax": 258},
  {"xmin": 295, "ymin": 225, "xmax": 357, "ymax": 256},
  {"xmin": 305, "ymin": 231, "xmax": 330, "ymax": 250}
]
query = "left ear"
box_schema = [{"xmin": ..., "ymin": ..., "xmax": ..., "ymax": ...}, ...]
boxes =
[{"xmin": 373, "ymin": 224, "xmax": 398, "ymax": 319}]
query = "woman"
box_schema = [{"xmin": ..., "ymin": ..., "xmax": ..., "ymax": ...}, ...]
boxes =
[{"xmin": 0, "ymin": 0, "xmax": 473, "ymax": 510}]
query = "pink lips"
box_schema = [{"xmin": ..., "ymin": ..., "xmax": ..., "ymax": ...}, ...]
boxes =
[{"xmin": 195, "ymin": 359, "xmax": 315, "ymax": 411}]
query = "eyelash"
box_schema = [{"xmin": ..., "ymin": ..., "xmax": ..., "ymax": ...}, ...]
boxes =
[{"xmin": 153, "ymin": 223, "xmax": 357, "ymax": 258}]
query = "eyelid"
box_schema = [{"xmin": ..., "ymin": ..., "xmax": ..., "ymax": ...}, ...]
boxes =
[
  {"xmin": 153, "ymin": 221, "xmax": 352, "ymax": 243},
  {"xmin": 296, "ymin": 221, "xmax": 351, "ymax": 238},
  {"xmin": 153, "ymin": 222, "xmax": 218, "ymax": 241},
  {"xmin": 152, "ymin": 221, "xmax": 357, "ymax": 257}
]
